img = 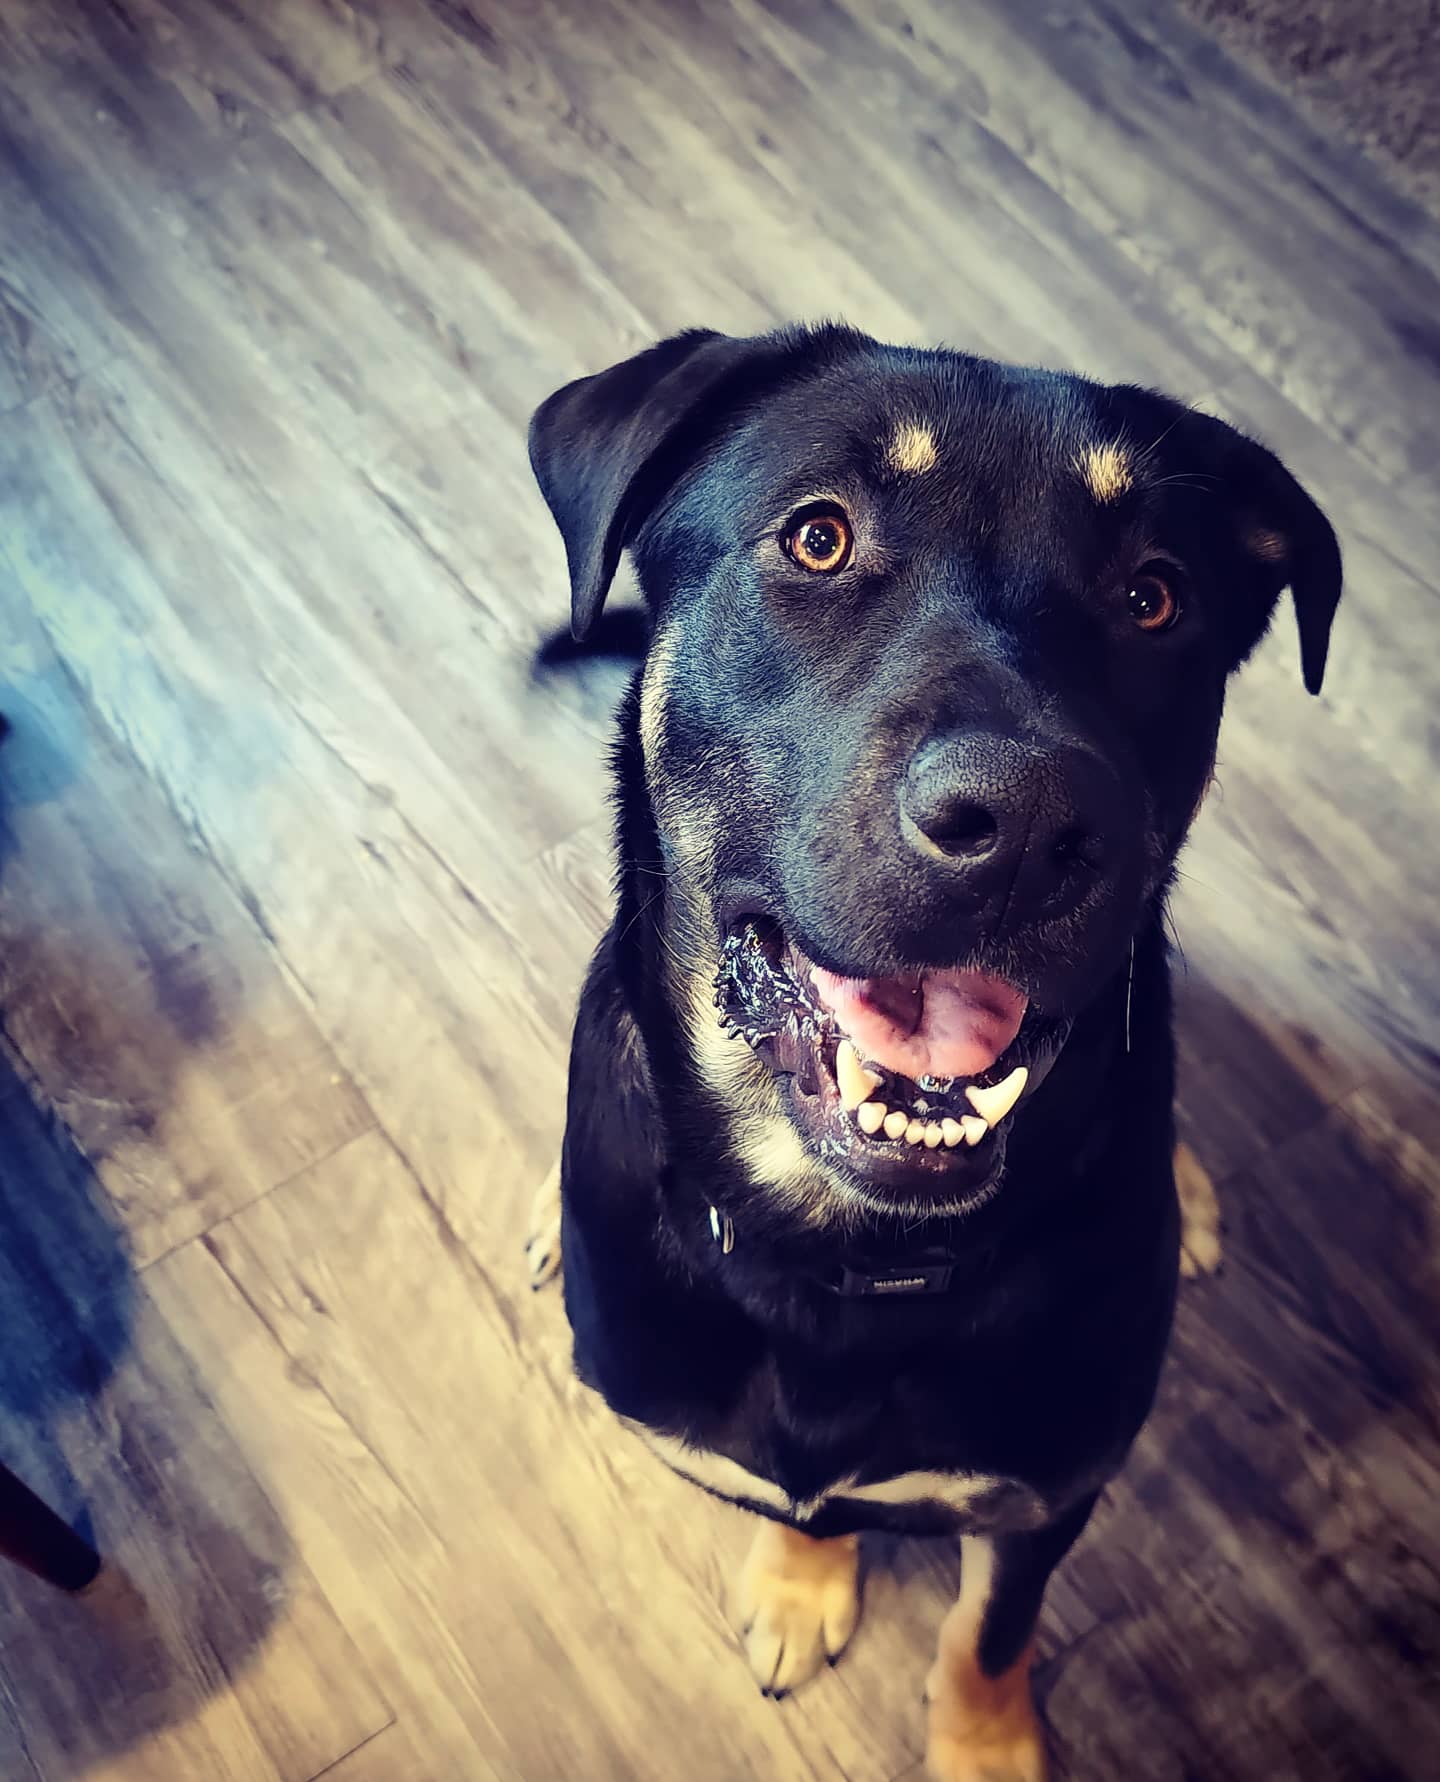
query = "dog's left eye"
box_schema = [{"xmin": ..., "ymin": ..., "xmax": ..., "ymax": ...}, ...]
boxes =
[
  {"xmin": 1127, "ymin": 566, "xmax": 1180, "ymax": 633},
  {"xmin": 781, "ymin": 506, "xmax": 853, "ymax": 573}
]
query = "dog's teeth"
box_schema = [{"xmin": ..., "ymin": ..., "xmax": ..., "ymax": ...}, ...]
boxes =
[
  {"xmin": 941, "ymin": 1118, "xmax": 965, "ymax": 1148},
  {"xmin": 836, "ymin": 1040, "xmax": 883, "ymax": 1112},
  {"xmin": 883, "ymin": 1110, "xmax": 910, "ymax": 1140},
  {"xmin": 905, "ymin": 1118, "xmax": 926, "ymax": 1146},
  {"xmin": 965, "ymin": 1065, "xmax": 1028, "ymax": 1127},
  {"xmin": 923, "ymin": 1121, "xmax": 944, "ymax": 1149},
  {"xmin": 856, "ymin": 1100, "xmax": 887, "ymax": 1135},
  {"xmin": 960, "ymin": 1115, "xmax": 988, "ymax": 1147}
]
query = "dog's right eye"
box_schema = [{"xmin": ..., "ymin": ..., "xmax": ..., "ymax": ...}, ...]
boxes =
[
  {"xmin": 1127, "ymin": 565, "xmax": 1181, "ymax": 633},
  {"xmin": 781, "ymin": 506, "xmax": 854, "ymax": 574}
]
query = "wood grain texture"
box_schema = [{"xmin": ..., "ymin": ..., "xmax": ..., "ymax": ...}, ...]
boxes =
[
  {"xmin": 0, "ymin": 0, "xmax": 1436, "ymax": 1776},
  {"xmin": 0, "ymin": 613, "xmax": 375, "ymax": 1266},
  {"xmin": 0, "ymin": 1063, "xmax": 389, "ymax": 1781}
]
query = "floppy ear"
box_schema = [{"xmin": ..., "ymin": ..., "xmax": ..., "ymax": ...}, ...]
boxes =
[
  {"xmin": 528, "ymin": 329, "xmax": 781, "ymax": 640},
  {"xmin": 1181, "ymin": 411, "xmax": 1343, "ymax": 695}
]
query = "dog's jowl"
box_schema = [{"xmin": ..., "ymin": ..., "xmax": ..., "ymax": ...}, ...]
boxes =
[{"xmin": 527, "ymin": 326, "xmax": 1341, "ymax": 1781}]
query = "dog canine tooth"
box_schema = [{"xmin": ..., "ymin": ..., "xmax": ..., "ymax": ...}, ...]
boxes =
[
  {"xmin": 941, "ymin": 1118, "xmax": 964, "ymax": 1148},
  {"xmin": 836, "ymin": 1039, "xmax": 883, "ymax": 1111},
  {"xmin": 856, "ymin": 1100, "xmax": 887, "ymax": 1135},
  {"xmin": 905, "ymin": 1118, "xmax": 926, "ymax": 1146},
  {"xmin": 923, "ymin": 1121, "xmax": 944, "ymax": 1149},
  {"xmin": 960, "ymin": 1115, "xmax": 988, "ymax": 1147},
  {"xmin": 883, "ymin": 1110, "xmax": 910, "ymax": 1140},
  {"xmin": 965, "ymin": 1065, "xmax": 1029, "ymax": 1127}
]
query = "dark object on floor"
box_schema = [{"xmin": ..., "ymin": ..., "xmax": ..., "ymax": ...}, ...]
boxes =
[{"xmin": 0, "ymin": 1459, "xmax": 102, "ymax": 1592}]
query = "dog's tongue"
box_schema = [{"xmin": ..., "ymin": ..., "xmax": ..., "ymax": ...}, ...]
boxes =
[{"xmin": 811, "ymin": 966, "xmax": 1027, "ymax": 1080}]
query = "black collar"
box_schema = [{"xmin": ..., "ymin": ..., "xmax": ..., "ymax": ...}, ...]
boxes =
[
  {"xmin": 807, "ymin": 1249, "xmax": 960, "ymax": 1297},
  {"xmin": 707, "ymin": 1206, "xmax": 979, "ymax": 1298}
]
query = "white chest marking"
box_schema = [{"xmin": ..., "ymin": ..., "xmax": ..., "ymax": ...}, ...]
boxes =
[{"xmin": 633, "ymin": 1426, "xmax": 1005, "ymax": 1521}]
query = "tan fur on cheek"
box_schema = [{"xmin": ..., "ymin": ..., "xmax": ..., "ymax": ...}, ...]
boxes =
[
  {"xmin": 1075, "ymin": 440, "xmax": 1133, "ymax": 503},
  {"xmin": 887, "ymin": 421, "xmax": 939, "ymax": 475},
  {"xmin": 646, "ymin": 714, "xmax": 829, "ymax": 1218},
  {"xmin": 676, "ymin": 958, "xmax": 830, "ymax": 1217},
  {"xmin": 638, "ymin": 621, "xmax": 679, "ymax": 781},
  {"xmin": 640, "ymin": 624, "xmax": 725, "ymax": 884},
  {"xmin": 686, "ymin": 973, "xmax": 818, "ymax": 1188}
]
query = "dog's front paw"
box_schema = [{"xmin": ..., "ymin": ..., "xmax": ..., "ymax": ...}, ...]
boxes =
[
  {"xmin": 737, "ymin": 1523, "xmax": 860, "ymax": 1697},
  {"xmin": 524, "ymin": 1162, "xmax": 562, "ymax": 1289},
  {"xmin": 1174, "ymin": 1140, "xmax": 1223, "ymax": 1279},
  {"xmin": 925, "ymin": 1625, "xmax": 1046, "ymax": 1782},
  {"xmin": 924, "ymin": 1675, "xmax": 1046, "ymax": 1782},
  {"xmin": 925, "ymin": 1730, "xmax": 1046, "ymax": 1782}
]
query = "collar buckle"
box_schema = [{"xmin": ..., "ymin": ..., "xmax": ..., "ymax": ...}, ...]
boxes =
[{"xmin": 708, "ymin": 1205, "xmax": 736, "ymax": 1254}]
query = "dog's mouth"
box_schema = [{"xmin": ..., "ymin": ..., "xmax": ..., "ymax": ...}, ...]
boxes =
[{"xmin": 714, "ymin": 918, "xmax": 1069, "ymax": 1205}]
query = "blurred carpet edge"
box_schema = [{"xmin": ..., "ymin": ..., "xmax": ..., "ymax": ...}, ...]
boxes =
[{"xmin": 1177, "ymin": 0, "xmax": 1440, "ymax": 223}]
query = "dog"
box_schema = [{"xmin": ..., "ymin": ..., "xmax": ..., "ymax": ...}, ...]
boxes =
[{"xmin": 524, "ymin": 325, "xmax": 1340, "ymax": 1781}]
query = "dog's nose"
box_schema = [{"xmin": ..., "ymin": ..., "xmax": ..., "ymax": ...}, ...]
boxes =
[{"xmin": 901, "ymin": 731, "xmax": 1118, "ymax": 916}]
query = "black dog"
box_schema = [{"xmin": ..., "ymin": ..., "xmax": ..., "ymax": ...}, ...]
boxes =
[{"xmin": 526, "ymin": 326, "xmax": 1340, "ymax": 1781}]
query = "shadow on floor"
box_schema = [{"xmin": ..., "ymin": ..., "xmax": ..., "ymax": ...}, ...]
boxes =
[
  {"xmin": 0, "ymin": 688, "xmax": 293, "ymax": 1778},
  {"xmin": 1040, "ymin": 961, "xmax": 1439, "ymax": 1781}
]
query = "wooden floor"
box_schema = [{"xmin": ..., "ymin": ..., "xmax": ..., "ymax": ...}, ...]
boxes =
[{"xmin": 1, "ymin": 1, "xmax": 1437, "ymax": 1776}]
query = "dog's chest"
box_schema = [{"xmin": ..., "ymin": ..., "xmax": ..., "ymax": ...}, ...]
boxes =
[{"xmin": 631, "ymin": 1424, "xmax": 1041, "ymax": 1528}]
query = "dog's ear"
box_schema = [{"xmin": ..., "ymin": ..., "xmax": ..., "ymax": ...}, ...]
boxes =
[
  {"xmin": 529, "ymin": 329, "xmax": 780, "ymax": 640},
  {"xmin": 1223, "ymin": 431, "xmax": 1342, "ymax": 697},
  {"xmin": 1174, "ymin": 409, "xmax": 1343, "ymax": 695}
]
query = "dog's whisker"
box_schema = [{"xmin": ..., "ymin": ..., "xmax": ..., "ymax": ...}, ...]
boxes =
[
  {"xmin": 1160, "ymin": 904, "xmax": 1189, "ymax": 975},
  {"xmin": 612, "ymin": 887, "xmax": 666, "ymax": 952},
  {"xmin": 1148, "ymin": 473, "xmax": 1220, "ymax": 493},
  {"xmin": 1137, "ymin": 410, "xmax": 1188, "ymax": 461}
]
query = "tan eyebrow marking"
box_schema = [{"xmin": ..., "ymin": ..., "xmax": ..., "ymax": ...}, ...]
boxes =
[
  {"xmin": 1246, "ymin": 526, "xmax": 1289, "ymax": 562},
  {"xmin": 1075, "ymin": 440, "xmax": 1133, "ymax": 503},
  {"xmin": 886, "ymin": 422, "xmax": 938, "ymax": 475}
]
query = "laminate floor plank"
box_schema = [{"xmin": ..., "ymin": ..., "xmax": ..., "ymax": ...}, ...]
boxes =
[
  {"xmin": 799, "ymin": 0, "xmax": 1440, "ymax": 495},
  {"xmin": 0, "ymin": 609, "xmax": 375, "ymax": 1267},
  {"xmin": 149, "ymin": 1127, "xmax": 921, "ymax": 1782},
  {"xmin": 0, "ymin": 1068, "xmax": 390, "ymax": 1781}
]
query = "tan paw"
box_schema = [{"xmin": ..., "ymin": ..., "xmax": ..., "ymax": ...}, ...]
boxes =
[
  {"xmin": 524, "ymin": 1161, "xmax": 562, "ymax": 1289},
  {"xmin": 925, "ymin": 1676, "xmax": 1046, "ymax": 1781},
  {"xmin": 925, "ymin": 1632, "xmax": 1046, "ymax": 1782},
  {"xmin": 1174, "ymin": 1140, "xmax": 1223, "ymax": 1279},
  {"xmin": 737, "ymin": 1523, "xmax": 860, "ymax": 1696},
  {"xmin": 925, "ymin": 1729, "xmax": 1047, "ymax": 1782}
]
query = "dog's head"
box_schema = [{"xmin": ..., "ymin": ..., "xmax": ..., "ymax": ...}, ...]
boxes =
[{"xmin": 531, "ymin": 327, "xmax": 1340, "ymax": 1220}]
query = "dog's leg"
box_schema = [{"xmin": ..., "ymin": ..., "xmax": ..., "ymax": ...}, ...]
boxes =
[
  {"xmin": 925, "ymin": 1497, "xmax": 1096, "ymax": 1782},
  {"xmin": 524, "ymin": 1160, "xmax": 562, "ymax": 1289},
  {"xmin": 737, "ymin": 1521, "xmax": 861, "ymax": 1696},
  {"xmin": 1174, "ymin": 1140, "xmax": 1223, "ymax": 1278}
]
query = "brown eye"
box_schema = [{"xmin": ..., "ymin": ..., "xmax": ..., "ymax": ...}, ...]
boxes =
[
  {"xmin": 1127, "ymin": 566, "xmax": 1180, "ymax": 633},
  {"xmin": 782, "ymin": 507, "xmax": 853, "ymax": 573}
]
